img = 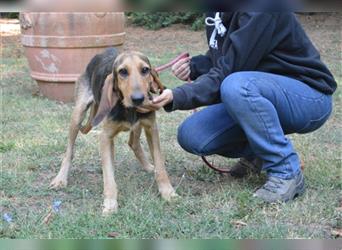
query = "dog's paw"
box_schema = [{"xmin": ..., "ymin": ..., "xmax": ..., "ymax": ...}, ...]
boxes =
[
  {"xmin": 143, "ymin": 163, "xmax": 155, "ymax": 173},
  {"xmin": 168, "ymin": 191, "xmax": 181, "ymax": 201},
  {"xmin": 49, "ymin": 176, "xmax": 68, "ymax": 189},
  {"xmin": 102, "ymin": 199, "xmax": 118, "ymax": 216},
  {"xmin": 160, "ymin": 188, "xmax": 180, "ymax": 202}
]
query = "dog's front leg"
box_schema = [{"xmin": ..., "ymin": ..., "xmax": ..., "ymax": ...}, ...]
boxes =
[
  {"xmin": 100, "ymin": 122, "xmax": 119, "ymax": 215},
  {"xmin": 128, "ymin": 125, "xmax": 154, "ymax": 172},
  {"xmin": 143, "ymin": 118, "xmax": 178, "ymax": 201}
]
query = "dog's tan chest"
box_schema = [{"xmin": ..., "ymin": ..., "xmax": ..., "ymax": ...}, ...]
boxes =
[{"xmin": 108, "ymin": 120, "xmax": 140, "ymax": 134}]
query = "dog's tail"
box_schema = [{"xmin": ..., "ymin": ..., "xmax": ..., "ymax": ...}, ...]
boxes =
[{"xmin": 80, "ymin": 103, "xmax": 98, "ymax": 134}]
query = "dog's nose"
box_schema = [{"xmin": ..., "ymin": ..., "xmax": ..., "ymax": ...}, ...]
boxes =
[{"xmin": 131, "ymin": 93, "xmax": 145, "ymax": 106}]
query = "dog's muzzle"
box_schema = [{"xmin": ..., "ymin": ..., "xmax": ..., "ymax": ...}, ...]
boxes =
[{"xmin": 131, "ymin": 92, "xmax": 145, "ymax": 106}]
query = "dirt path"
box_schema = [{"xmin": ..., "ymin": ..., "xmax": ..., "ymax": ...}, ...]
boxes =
[{"xmin": 0, "ymin": 18, "xmax": 20, "ymax": 36}]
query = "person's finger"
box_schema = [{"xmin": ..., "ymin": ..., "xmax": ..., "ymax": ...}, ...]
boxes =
[
  {"xmin": 178, "ymin": 68, "xmax": 190, "ymax": 81},
  {"xmin": 153, "ymin": 89, "xmax": 172, "ymax": 104},
  {"xmin": 138, "ymin": 103, "xmax": 160, "ymax": 112},
  {"xmin": 174, "ymin": 62, "xmax": 190, "ymax": 76},
  {"xmin": 173, "ymin": 57, "xmax": 190, "ymax": 69},
  {"xmin": 152, "ymin": 98, "xmax": 170, "ymax": 108},
  {"xmin": 175, "ymin": 66, "xmax": 190, "ymax": 80},
  {"xmin": 158, "ymin": 99, "xmax": 171, "ymax": 107},
  {"xmin": 152, "ymin": 96, "xmax": 166, "ymax": 104},
  {"xmin": 171, "ymin": 57, "xmax": 190, "ymax": 74},
  {"xmin": 136, "ymin": 107, "xmax": 152, "ymax": 113},
  {"xmin": 146, "ymin": 103, "xmax": 161, "ymax": 111},
  {"xmin": 152, "ymin": 91, "xmax": 167, "ymax": 104},
  {"xmin": 147, "ymin": 102, "xmax": 164, "ymax": 110}
]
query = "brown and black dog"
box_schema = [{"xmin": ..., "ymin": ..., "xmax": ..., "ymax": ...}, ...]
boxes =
[{"xmin": 50, "ymin": 48, "xmax": 178, "ymax": 214}]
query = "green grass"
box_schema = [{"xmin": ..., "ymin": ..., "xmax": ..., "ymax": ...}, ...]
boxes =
[{"xmin": 1, "ymin": 24, "xmax": 341, "ymax": 239}]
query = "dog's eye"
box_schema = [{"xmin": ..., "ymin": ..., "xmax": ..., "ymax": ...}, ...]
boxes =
[
  {"xmin": 141, "ymin": 67, "xmax": 150, "ymax": 75},
  {"xmin": 118, "ymin": 68, "xmax": 128, "ymax": 77}
]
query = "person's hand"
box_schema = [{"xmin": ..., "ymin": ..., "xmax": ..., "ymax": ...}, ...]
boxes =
[
  {"xmin": 171, "ymin": 57, "xmax": 191, "ymax": 81},
  {"xmin": 137, "ymin": 89, "xmax": 173, "ymax": 113}
]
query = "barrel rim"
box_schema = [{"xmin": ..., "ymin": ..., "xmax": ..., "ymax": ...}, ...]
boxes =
[{"xmin": 21, "ymin": 33, "xmax": 126, "ymax": 48}]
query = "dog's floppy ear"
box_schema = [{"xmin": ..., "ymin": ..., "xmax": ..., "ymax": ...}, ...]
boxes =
[
  {"xmin": 150, "ymin": 69, "xmax": 165, "ymax": 94},
  {"xmin": 92, "ymin": 74, "xmax": 118, "ymax": 127}
]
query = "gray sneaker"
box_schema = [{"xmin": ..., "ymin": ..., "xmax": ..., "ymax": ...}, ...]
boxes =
[
  {"xmin": 230, "ymin": 158, "xmax": 262, "ymax": 178},
  {"xmin": 253, "ymin": 171, "xmax": 305, "ymax": 203}
]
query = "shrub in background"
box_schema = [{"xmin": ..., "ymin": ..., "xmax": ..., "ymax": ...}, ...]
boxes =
[
  {"xmin": 0, "ymin": 13, "xmax": 19, "ymax": 18},
  {"xmin": 126, "ymin": 12, "xmax": 205, "ymax": 30}
]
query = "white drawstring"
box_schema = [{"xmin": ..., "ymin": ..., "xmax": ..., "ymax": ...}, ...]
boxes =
[{"xmin": 205, "ymin": 12, "xmax": 227, "ymax": 49}]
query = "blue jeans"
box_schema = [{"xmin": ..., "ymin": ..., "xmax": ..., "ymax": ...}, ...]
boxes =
[{"xmin": 177, "ymin": 72, "xmax": 332, "ymax": 179}]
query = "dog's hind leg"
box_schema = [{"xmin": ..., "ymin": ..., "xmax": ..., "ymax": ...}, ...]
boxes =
[
  {"xmin": 128, "ymin": 124, "xmax": 154, "ymax": 173},
  {"xmin": 50, "ymin": 75, "xmax": 94, "ymax": 189}
]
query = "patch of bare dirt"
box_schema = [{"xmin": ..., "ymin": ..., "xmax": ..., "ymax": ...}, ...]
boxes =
[
  {"xmin": 123, "ymin": 24, "xmax": 207, "ymax": 56},
  {"xmin": 0, "ymin": 19, "xmax": 22, "ymax": 58},
  {"xmin": 297, "ymin": 13, "xmax": 341, "ymax": 77},
  {"xmin": 0, "ymin": 19, "xmax": 20, "ymax": 37},
  {"xmin": 1, "ymin": 14, "xmax": 340, "ymax": 76}
]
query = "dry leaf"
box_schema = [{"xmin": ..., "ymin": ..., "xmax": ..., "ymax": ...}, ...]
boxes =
[
  {"xmin": 331, "ymin": 229, "xmax": 342, "ymax": 238},
  {"xmin": 31, "ymin": 89, "xmax": 40, "ymax": 96},
  {"xmin": 231, "ymin": 220, "xmax": 247, "ymax": 228},
  {"xmin": 107, "ymin": 232, "xmax": 119, "ymax": 238},
  {"xmin": 42, "ymin": 211, "xmax": 53, "ymax": 224}
]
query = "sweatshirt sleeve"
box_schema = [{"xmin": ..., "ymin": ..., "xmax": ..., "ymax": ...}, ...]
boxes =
[
  {"xmin": 189, "ymin": 50, "xmax": 213, "ymax": 80},
  {"xmin": 167, "ymin": 13, "xmax": 277, "ymax": 112}
]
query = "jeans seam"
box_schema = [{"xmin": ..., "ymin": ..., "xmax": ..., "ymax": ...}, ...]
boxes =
[
  {"xmin": 297, "ymin": 105, "xmax": 332, "ymax": 133},
  {"xmin": 244, "ymin": 78, "xmax": 284, "ymax": 158},
  {"xmin": 282, "ymin": 88, "xmax": 325, "ymax": 101}
]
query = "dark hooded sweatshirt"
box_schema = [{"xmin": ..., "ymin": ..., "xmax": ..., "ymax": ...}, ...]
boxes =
[{"xmin": 165, "ymin": 12, "xmax": 337, "ymax": 112}]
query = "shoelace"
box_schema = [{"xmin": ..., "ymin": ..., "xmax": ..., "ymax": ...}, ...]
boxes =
[
  {"xmin": 262, "ymin": 177, "xmax": 285, "ymax": 193},
  {"xmin": 205, "ymin": 12, "xmax": 227, "ymax": 49}
]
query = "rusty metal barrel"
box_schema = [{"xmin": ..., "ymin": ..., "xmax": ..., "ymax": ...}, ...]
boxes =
[{"xmin": 20, "ymin": 12, "xmax": 125, "ymax": 102}]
